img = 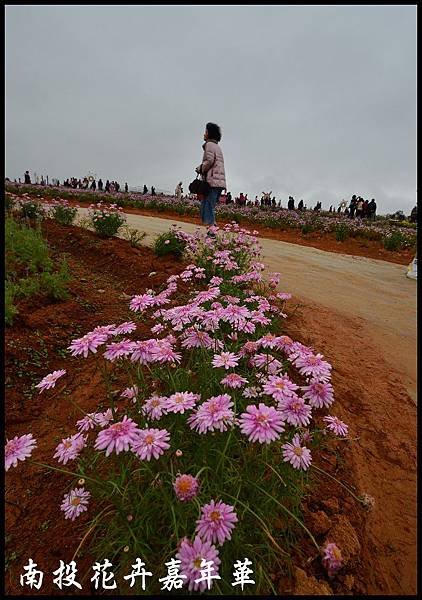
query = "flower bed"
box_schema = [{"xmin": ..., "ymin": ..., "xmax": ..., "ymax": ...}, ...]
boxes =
[
  {"xmin": 6, "ymin": 222, "xmax": 355, "ymax": 594},
  {"xmin": 6, "ymin": 183, "xmax": 417, "ymax": 246}
]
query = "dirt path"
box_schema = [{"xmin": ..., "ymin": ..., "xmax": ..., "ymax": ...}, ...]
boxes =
[{"xmin": 75, "ymin": 209, "xmax": 417, "ymax": 594}]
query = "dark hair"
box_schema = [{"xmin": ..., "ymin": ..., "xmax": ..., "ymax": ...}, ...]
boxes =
[{"xmin": 206, "ymin": 122, "xmax": 222, "ymax": 142}]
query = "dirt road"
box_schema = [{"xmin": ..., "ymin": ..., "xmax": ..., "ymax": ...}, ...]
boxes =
[{"xmin": 76, "ymin": 210, "xmax": 417, "ymax": 594}]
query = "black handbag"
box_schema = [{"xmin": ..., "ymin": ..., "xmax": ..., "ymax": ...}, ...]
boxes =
[{"xmin": 189, "ymin": 173, "xmax": 211, "ymax": 196}]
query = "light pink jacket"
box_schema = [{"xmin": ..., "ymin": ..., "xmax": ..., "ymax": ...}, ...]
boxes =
[{"xmin": 197, "ymin": 140, "xmax": 226, "ymax": 189}]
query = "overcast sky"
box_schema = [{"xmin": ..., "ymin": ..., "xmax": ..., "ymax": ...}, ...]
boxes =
[{"xmin": 5, "ymin": 5, "xmax": 417, "ymax": 213}]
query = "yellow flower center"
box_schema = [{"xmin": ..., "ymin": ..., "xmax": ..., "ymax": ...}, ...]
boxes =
[
  {"xmin": 294, "ymin": 447, "xmax": 303, "ymax": 457},
  {"xmin": 64, "ymin": 440, "xmax": 73, "ymax": 449},
  {"xmin": 177, "ymin": 479, "xmax": 192, "ymax": 493},
  {"xmin": 210, "ymin": 510, "xmax": 221, "ymax": 522},
  {"xmin": 193, "ymin": 557, "xmax": 202, "ymax": 569},
  {"xmin": 332, "ymin": 547, "xmax": 342, "ymax": 560},
  {"xmin": 151, "ymin": 399, "xmax": 160, "ymax": 407},
  {"xmin": 71, "ymin": 497, "xmax": 81, "ymax": 506},
  {"xmin": 276, "ymin": 381, "xmax": 285, "ymax": 389},
  {"xmin": 145, "ymin": 435, "xmax": 154, "ymax": 445},
  {"xmin": 257, "ymin": 414, "xmax": 268, "ymax": 424}
]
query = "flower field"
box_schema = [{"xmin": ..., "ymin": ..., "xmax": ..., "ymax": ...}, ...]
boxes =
[
  {"xmin": 5, "ymin": 183, "xmax": 417, "ymax": 261},
  {"xmin": 4, "ymin": 194, "xmax": 416, "ymax": 595}
]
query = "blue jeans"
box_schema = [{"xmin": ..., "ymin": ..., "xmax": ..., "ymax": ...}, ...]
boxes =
[{"xmin": 200, "ymin": 187, "xmax": 224, "ymax": 225}]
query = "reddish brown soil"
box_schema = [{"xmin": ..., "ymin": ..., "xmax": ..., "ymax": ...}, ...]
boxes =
[
  {"xmin": 284, "ymin": 301, "xmax": 417, "ymax": 595},
  {"xmin": 5, "ymin": 220, "xmax": 416, "ymax": 595}
]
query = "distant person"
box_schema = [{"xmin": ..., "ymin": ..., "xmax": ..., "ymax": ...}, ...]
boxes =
[
  {"xmin": 363, "ymin": 198, "xmax": 369, "ymax": 218},
  {"xmin": 175, "ymin": 181, "xmax": 183, "ymax": 201},
  {"xmin": 329, "ymin": 205, "xmax": 333, "ymax": 212},
  {"xmin": 288, "ymin": 196, "xmax": 295, "ymax": 210},
  {"xmin": 226, "ymin": 191, "xmax": 232, "ymax": 204},
  {"xmin": 24, "ymin": 170, "xmax": 31, "ymax": 184},
  {"xmin": 272, "ymin": 196, "xmax": 276, "ymax": 207},
  {"xmin": 105, "ymin": 180, "xmax": 110, "ymax": 192},
  {"xmin": 98, "ymin": 178, "xmax": 103, "ymax": 191},
  {"xmin": 125, "ymin": 182, "xmax": 129, "ymax": 193},
  {"xmin": 410, "ymin": 205, "xmax": 417, "ymax": 223},
  {"xmin": 356, "ymin": 197, "xmax": 364, "ymax": 218},
  {"xmin": 298, "ymin": 199, "xmax": 304, "ymax": 211},
  {"xmin": 368, "ymin": 198, "xmax": 377, "ymax": 221},
  {"xmin": 143, "ymin": 185, "xmax": 148, "ymax": 194},
  {"xmin": 349, "ymin": 195, "xmax": 357, "ymax": 219},
  {"xmin": 110, "ymin": 181, "xmax": 115, "ymax": 193},
  {"xmin": 195, "ymin": 121, "xmax": 226, "ymax": 232},
  {"xmin": 151, "ymin": 186, "xmax": 156, "ymax": 196}
]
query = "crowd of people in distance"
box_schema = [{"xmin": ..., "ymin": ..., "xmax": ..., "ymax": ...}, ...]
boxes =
[
  {"xmin": 21, "ymin": 171, "xmax": 157, "ymax": 196},
  {"xmin": 12, "ymin": 171, "xmax": 418, "ymax": 224}
]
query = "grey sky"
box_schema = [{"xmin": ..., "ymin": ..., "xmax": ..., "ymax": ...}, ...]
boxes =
[{"xmin": 5, "ymin": 4, "xmax": 417, "ymax": 213}]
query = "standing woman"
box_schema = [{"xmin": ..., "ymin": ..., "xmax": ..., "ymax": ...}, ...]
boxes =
[{"xmin": 196, "ymin": 122, "xmax": 226, "ymax": 230}]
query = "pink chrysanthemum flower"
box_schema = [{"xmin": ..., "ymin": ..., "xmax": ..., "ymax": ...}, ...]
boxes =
[
  {"xmin": 96, "ymin": 409, "xmax": 113, "ymax": 427},
  {"xmin": 302, "ymin": 380, "xmax": 334, "ymax": 408},
  {"xmin": 112, "ymin": 321, "xmax": 137, "ymax": 335},
  {"xmin": 181, "ymin": 328, "xmax": 214, "ymax": 349},
  {"xmin": 263, "ymin": 374, "xmax": 299, "ymax": 401},
  {"xmin": 151, "ymin": 323, "xmax": 165, "ymax": 335},
  {"xmin": 165, "ymin": 392, "xmax": 200, "ymax": 414},
  {"xmin": 250, "ymin": 353, "xmax": 282, "ymax": 374},
  {"xmin": 187, "ymin": 394, "xmax": 235, "ymax": 434},
  {"xmin": 61, "ymin": 487, "xmax": 91, "ymax": 521},
  {"xmin": 282, "ymin": 434, "xmax": 312, "ymax": 470},
  {"xmin": 243, "ymin": 386, "xmax": 261, "ymax": 399},
  {"xmin": 258, "ymin": 334, "xmax": 278, "ymax": 349},
  {"xmin": 54, "ymin": 433, "xmax": 86, "ymax": 464},
  {"xmin": 95, "ymin": 416, "xmax": 141, "ymax": 456},
  {"xmin": 92, "ymin": 324, "xmax": 116, "ymax": 337},
  {"xmin": 239, "ymin": 403, "xmax": 285, "ymax": 443},
  {"xmin": 220, "ymin": 373, "xmax": 248, "ymax": 389},
  {"xmin": 322, "ymin": 542, "xmax": 343, "ymax": 575},
  {"xmin": 120, "ymin": 385, "xmax": 139, "ymax": 401},
  {"xmin": 152, "ymin": 342, "xmax": 182, "ymax": 364},
  {"xmin": 176, "ymin": 536, "xmax": 221, "ymax": 592},
  {"xmin": 130, "ymin": 339, "xmax": 158, "ymax": 364},
  {"xmin": 174, "ymin": 474, "xmax": 199, "ymax": 502},
  {"xmin": 76, "ymin": 412, "xmax": 104, "ymax": 431},
  {"xmin": 195, "ymin": 499, "xmax": 238, "ymax": 546},
  {"xmin": 130, "ymin": 293, "xmax": 156, "ymax": 312},
  {"xmin": 143, "ymin": 395, "xmax": 168, "ymax": 420},
  {"xmin": 324, "ymin": 415, "xmax": 349, "ymax": 437},
  {"xmin": 294, "ymin": 353, "xmax": 332, "ymax": 381},
  {"xmin": 132, "ymin": 428, "xmax": 170, "ymax": 461},
  {"xmin": 5, "ymin": 433, "xmax": 37, "ymax": 471},
  {"xmin": 35, "ymin": 369, "xmax": 66, "ymax": 393},
  {"xmin": 103, "ymin": 339, "xmax": 135, "ymax": 361},
  {"xmin": 68, "ymin": 332, "xmax": 108, "ymax": 357},
  {"xmin": 278, "ymin": 394, "xmax": 312, "ymax": 427},
  {"xmin": 212, "ymin": 352, "xmax": 240, "ymax": 370}
]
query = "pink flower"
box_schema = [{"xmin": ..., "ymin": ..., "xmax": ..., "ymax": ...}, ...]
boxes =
[
  {"xmin": 174, "ymin": 474, "xmax": 199, "ymax": 502},
  {"xmin": 239, "ymin": 403, "xmax": 285, "ymax": 443},
  {"xmin": 263, "ymin": 374, "xmax": 299, "ymax": 401},
  {"xmin": 54, "ymin": 433, "xmax": 86, "ymax": 464},
  {"xmin": 212, "ymin": 352, "xmax": 240, "ymax": 370},
  {"xmin": 176, "ymin": 536, "xmax": 221, "ymax": 592},
  {"xmin": 220, "ymin": 373, "xmax": 248, "ymax": 389},
  {"xmin": 143, "ymin": 395, "xmax": 168, "ymax": 420},
  {"xmin": 130, "ymin": 293, "xmax": 156, "ymax": 312},
  {"xmin": 324, "ymin": 415, "xmax": 349, "ymax": 437},
  {"xmin": 5, "ymin": 433, "xmax": 37, "ymax": 471},
  {"xmin": 35, "ymin": 369, "xmax": 66, "ymax": 393},
  {"xmin": 322, "ymin": 542, "xmax": 343, "ymax": 575},
  {"xmin": 132, "ymin": 428, "xmax": 170, "ymax": 461},
  {"xmin": 302, "ymin": 380, "xmax": 334, "ymax": 408},
  {"xmin": 282, "ymin": 434, "xmax": 312, "ymax": 470},
  {"xmin": 294, "ymin": 353, "xmax": 332, "ymax": 381},
  {"xmin": 181, "ymin": 328, "xmax": 214, "ymax": 349},
  {"xmin": 95, "ymin": 416, "xmax": 141, "ymax": 456},
  {"xmin": 131, "ymin": 340, "xmax": 158, "ymax": 364},
  {"xmin": 240, "ymin": 341, "xmax": 259, "ymax": 355},
  {"xmin": 278, "ymin": 394, "xmax": 312, "ymax": 427},
  {"xmin": 188, "ymin": 394, "xmax": 235, "ymax": 434},
  {"xmin": 68, "ymin": 332, "xmax": 108, "ymax": 357},
  {"xmin": 61, "ymin": 487, "xmax": 91, "ymax": 521},
  {"xmin": 243, "ymin": 386, "xmax": 261, "ymax": 399},
  {"xmin": 76, "ymin": 413, "xmax": 104, "ymax": 431},
  {"xmin": 96, "ymin": 409, "xmax": 114, "ymax": 427},
  {"xmin": 103, "ymin": 339, "xmax": 135, "ymax": 361},
  {"xmin": 258, "ymin": 334, "xmax": 278, "ymax": 349},
  {"xmin": 195, "ymin": 499, "xmax": 238, "ymax": 545},
  {"xmin": 152, "ymin": 342, "xmax": 182, "ymax": 364},
  {"xmin": 165, "ymin": 392, "xmax": 200, "ymax": 414},
  {"xmin": 113, "ymin": 321, "xmax": 137, "ymax": 335},
  {"xmin": 120, "ymin": 386, "xmax": 139, "ymax": 401}
]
